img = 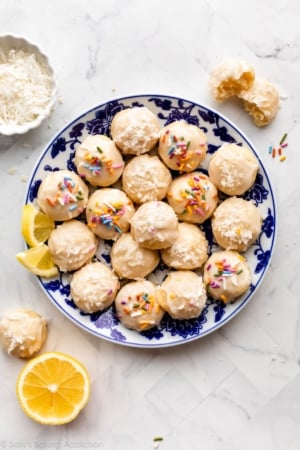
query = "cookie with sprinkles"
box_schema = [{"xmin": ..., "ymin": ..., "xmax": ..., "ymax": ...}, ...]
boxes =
[
  {"xmin": 167, "ymin": 172, "xmax": 218, "ymax": 224},
  {"xmin": 37, "ymin": 169, "xmax": 89, "ymax": 221},
  {"xmin": 158, "ymin": 120, "xmax": 207, "ymax": 172},
  {"xmin": 86, "ymin": 188, "xmax": 135, "ymax": 240},
  {"xmin": 115, "ymin": 280, "xmax": 164, "ymax": 331},
  {"xmin": 203, "ymin": 250, "xmax": 252, "ymax": 303},
  {"xmin": 74, "ymin": 134, "xmax": 124, "ymax": 187}
]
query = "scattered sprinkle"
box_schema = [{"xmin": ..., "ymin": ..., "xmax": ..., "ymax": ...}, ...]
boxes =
[
  {"xmin": 269, "ymin": 133, "xmax": 288, "ymax": 162},
  {"xmin": 279, "ymin": 132, "xmax": 288, "ymax": 145},
  {"xmin": 153, "ymin": 437, "xmax": 163, "ymax": 442}
]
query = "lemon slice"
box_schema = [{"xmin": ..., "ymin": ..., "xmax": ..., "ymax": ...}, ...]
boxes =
[
  {"xmin": 21, "ymin": 204, "xmax": 55, "ymax": 247},
  {"xmin": 16, "ymin": 352, "xmax": 91, "ymax": 425},
  {"xmin": 16, "ymin": 244, "xmax": 58, "ymax": 278}
]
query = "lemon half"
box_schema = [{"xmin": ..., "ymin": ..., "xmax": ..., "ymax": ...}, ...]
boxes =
[{"xmin": 16, "ymin": 352, "xmax": 91, "ymax": 425}]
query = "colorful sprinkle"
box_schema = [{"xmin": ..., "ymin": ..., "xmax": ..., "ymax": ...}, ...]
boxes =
[
  {"xmin": 89, "ymin": 201, "xmax": 126, "ymax": 232},
  {"xmin": 179, "ymin": 175, "xmax": 210, "ymax": 217},
  {"xmin": 83, "ymin": 148, "xmax": 123, "ymax": 176},
  {"xmin": 165, "ymin": 133, "xmax": 197, "ymax": 168},
  {"xmin": 122, "ymin": 292, "xmax": 156, "ymax": 318},
  {"xmin": 208, "ymin": 258, "xmax": 243, "ymax": 291},
  {"xmin": 46, "ymin": 177, "xmax": 83, "ymax": 208},
  {"xmin": 279, "ymin": 132, "xmax": 288, "ymax": 145},
  {"xmin": 269, "ymin": 133, "xmax": 288, "ymax": 162}
]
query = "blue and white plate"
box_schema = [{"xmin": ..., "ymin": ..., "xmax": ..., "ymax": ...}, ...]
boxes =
[{"xmin": 26, "ymin": 94, "xmax": 276, "ymax": 348}]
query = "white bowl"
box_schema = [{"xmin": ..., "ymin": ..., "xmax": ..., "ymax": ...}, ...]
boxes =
[{"xmin": 0, "ymin": 35, "xmax": 57, "ymax": 136}]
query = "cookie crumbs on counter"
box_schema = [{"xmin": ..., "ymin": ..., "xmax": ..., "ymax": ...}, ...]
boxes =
[
  {"xmin": 20, "ymin": 175, "xmax": 27, "ymax": 183},
  {"xmin": 57, "ymin": 95, "xmax": 63, "ymax": 104},
  {"xmin": 8, "ymin": 167, "xmax": 17, "ymax": 175}
]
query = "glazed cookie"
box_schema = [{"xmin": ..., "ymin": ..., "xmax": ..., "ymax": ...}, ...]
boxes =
[
  {"xmin": 110, "ymin": 106, "xmax": 160, "ymax": 155},
  {"xmin": 110, "ymin": 233, "xmax": 159, "ymax": 280},
  {"xmin": 211, "ymin": 197, "xmax": 262, "ymax": 252},
  {"xmin": 74, "ymin": 134, "xmax": 124, "ymax": 186},
  {"xmin": 156, "ymin": 271, "xmax": 207, "ymax": 320},
  {"xmin": 203, "ymin": 250, "xmax": 252, "ymax": 303},
  {"xmin": 48, "ymin": 220, "xmax": 97, "ymax": 272},
  {"xmin": 209, "ymin": 59, "xmax": 255, "ymax": 102},
  {"xmin": 70, "ymin": 262, "xmax": 120, "ymax": 313},
  {"xmin": 115, "ymin": 280, "xmax": 164, "ymax": 331},
  {"xmin": 122, "ymin": 154, "xmax": 172, "ymax": 204},
  {"xmin": 158, "ymin": 120, "xmax": 207, "ymax": 172},
  {"xmin": 167, "ymin": 172, "xmax": 218, "ymax": 224},
  {"xmin": 0, "ymin": 309, "xmax": 47, "ymax": 358},
  {"xmin": 130, "ymin": 201, "xmax": 178, "ymax": 250},
  {"xmin": 37, "ymin": 169, "xmax": 89, "ymax": 221},
  {"xmin": 208, "ymin": 143, "xmax": 259, "ymax": 195},
  {"xmin": 160, "ymin": 222, "xmax": 208, "ymax": 270},
  {"xmin": 238, "ymin": 78, "xmax": 280, "ymax": 127},
  {"xmin": 86, "ymin": 188, "xmax": 135, "ymax": 240}
]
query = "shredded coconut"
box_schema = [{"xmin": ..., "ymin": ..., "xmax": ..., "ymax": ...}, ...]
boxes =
[{"xmin": 0, "ymin": 49, "xmax": 53, "ymax": 126}]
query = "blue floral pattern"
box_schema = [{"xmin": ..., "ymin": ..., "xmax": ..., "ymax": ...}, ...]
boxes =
[{"xmin": 26, "ymin": 95, "xmax": 276, "ymax": 348}]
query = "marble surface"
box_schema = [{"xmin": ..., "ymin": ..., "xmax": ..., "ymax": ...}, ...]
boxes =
[{"xmin": 0, "ymin": 0, "xmax": 299, "ymax": 448}]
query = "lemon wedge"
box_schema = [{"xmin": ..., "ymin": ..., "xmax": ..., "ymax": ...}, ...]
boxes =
[
  {"xmin": 21, "ymin": 204, "xmax": 55, "ymax": 247},
  {"xmin": 16, "ymin": 352, "xmax": 91, "ymax": 425},
  {"xmin": 16, "ymin": 244, "xmax": 58, "ymax": 278}
]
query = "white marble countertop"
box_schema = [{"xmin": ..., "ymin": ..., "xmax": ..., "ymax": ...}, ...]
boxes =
[{"xmin": 0, "ymin": 0, "xmax": 299, "ymax": 449}]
